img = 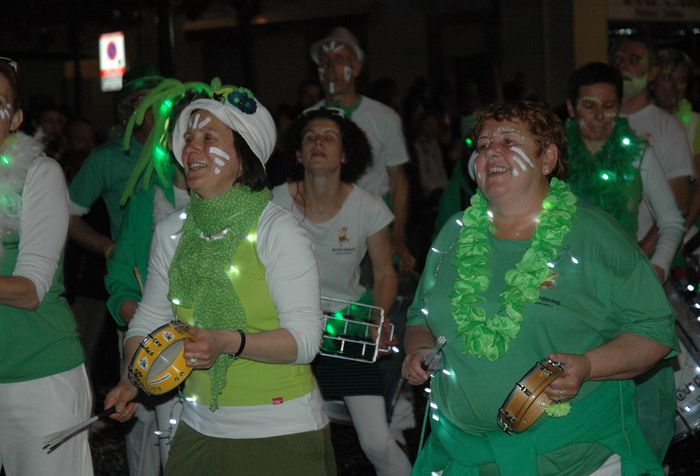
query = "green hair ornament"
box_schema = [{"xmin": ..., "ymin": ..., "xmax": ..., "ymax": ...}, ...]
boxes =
[{"xmin": 120, "ymin": 77, "xmax": 247, "ymax": 205}]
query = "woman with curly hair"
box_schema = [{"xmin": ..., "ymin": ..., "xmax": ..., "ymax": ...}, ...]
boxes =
[{"xmin": 274, "ymin": 108, "xmax": 411, "ymax": 476}]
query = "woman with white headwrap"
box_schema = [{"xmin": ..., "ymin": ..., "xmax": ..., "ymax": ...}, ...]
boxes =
[{"xmin": 105, "ymin": 80, "xmax": 335, "ymax": 475}]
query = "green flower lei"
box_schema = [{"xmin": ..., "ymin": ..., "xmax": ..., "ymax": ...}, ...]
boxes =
[
  {"xmin": 451, "ymin": 177, "xmax": 577, "ymax": 361},
  {"xmin": 566, "ymin": 118, "xmax": 644, "ymax": 237}
]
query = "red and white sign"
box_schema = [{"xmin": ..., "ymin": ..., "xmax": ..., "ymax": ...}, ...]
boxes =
[{"xmin": 99, "ymin": 31, "xmax": 126, "ymax": 92}]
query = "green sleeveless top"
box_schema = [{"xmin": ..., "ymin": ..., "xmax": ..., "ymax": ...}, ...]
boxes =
[
  {"xmin": 175, "ymin": 233, "xmax": 316, "ymax": 407},
  {"xmin": 0, "ymin": 232, "xmax": 84, "ymax": 382}
]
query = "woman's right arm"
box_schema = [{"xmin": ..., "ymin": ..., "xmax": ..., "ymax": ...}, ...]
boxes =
[{"xmin": 105, "ymin": 218, "xmax": 177, "ymax": 419}]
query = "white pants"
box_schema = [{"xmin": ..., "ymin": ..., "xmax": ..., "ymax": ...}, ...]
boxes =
[
  {"xmin": 589, "ymin": 454, "xmax": 621, "ymax": 475},
  {"xmin": 345, "ymin": 395, "xmax": 412, "ymax": 476},
  {"xmin": 0, "ymin": 365, "xmax": 94, "ymax": 476}
]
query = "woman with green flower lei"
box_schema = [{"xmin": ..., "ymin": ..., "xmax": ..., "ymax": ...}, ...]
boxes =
[
  {"xmin": 105, "ymin": 80, "xmax": 335, "ymax": 475},
  {"xmin": 402, "ymin": 101, "xmax": 676, "ymax": 475}
]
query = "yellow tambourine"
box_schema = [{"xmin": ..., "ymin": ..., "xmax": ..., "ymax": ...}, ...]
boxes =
[{"xmin": 128, "ymin": 321, "xmax": 193, "ymax": 395}]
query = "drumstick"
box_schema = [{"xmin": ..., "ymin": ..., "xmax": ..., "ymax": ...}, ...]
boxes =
[
  {"xmin": 421, "ymin": 336, "xmax": 447, "ymax": 370},
  {"xmin": 42, "ymin": 406, "xmax": 116, "ymax": 453},
  {"xmin": 133, "ymin": 267, "xmax": 145, "ymax": 294}
]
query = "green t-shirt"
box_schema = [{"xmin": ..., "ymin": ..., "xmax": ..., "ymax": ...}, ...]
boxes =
[
  {"xmin": 0, "ymin": 233, "xmax": 84, "ymax": 382},
  {"xmin": 408, "ymin": 204, "xmax": 676, "ymax": 474},
  {"xmin": 69, "ymin": 136, "xmax": 144, "ymax": 241}
]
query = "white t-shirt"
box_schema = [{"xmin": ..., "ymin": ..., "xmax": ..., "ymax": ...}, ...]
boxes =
[
  {"xmin": 272, "ymin": 184, "xmax": 394, "ymax": 307},
  {"xmin": 314, "ymin": 96, "xmax": 410, "ymax": 196},
  {"xmin": 635, "ymin": 148, "xmax": 685, "ymax": 276},
  {"xmin": 414, "ymin": 136, "xmax": 448, "ymax": 195},
  {"xmin": 625, "ymin": 103, "xmax": 694, "ymax": 237}
]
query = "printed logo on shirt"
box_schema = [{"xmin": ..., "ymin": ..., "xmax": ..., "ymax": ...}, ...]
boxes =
[
  {"xmin": 333, "ymin": 226, "xmax": 356, "ymax": 255},
  {"xmin": 538, "ymin": 296, "xmax": 561, "ymax": 307},
  {"xmin": 337, "ymin": 227, "xmax": 350, "ymax": 246},
  {"xmin": 541, "ymin": 272, "xmax": 559, "ymax": 288}
]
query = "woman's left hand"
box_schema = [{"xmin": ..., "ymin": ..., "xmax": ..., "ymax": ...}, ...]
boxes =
[
  {"xmin": 543, "ymin": 352, "xmax": 592, "ymax": 402},
  {"xmin": 184, "ymin": 327, "xmax": 234, "ymax": 369}
]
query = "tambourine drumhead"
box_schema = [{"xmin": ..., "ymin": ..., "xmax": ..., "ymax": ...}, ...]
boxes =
[
  {"xmin": 128, "ymin": 321, "xmax": 193, "ymax": 395},
  {"xmin": 497, "ymin": 359, "xmax": 564, "ymax": 434}
]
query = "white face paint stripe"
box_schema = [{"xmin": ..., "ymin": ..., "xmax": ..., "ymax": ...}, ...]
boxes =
[
  {"xmin": 322, "ymin": 41, "xmax": 344, "ymax": 53},
  {"xmin": 343, "ymin": 65, "xmax": 352, "ymax": 81},
  {"xmin": 512, "ymin": 169, "xmax": 520, "ymax": 177},
  {"xmin": 214, "ymin": 168, "xmax": 221, "ymax": 175},
  {"xmin": 214, "ymin": 158, "xmax": 226, "ymax": 167},
  {"xmin": 329, "ymin": 82, "xmax": 335, "ymax": 95},
  {"xmin": 510, "ymin": 155, "xmax": 528, "ymax": 172},
  {"xmin": 197, "ymin": 116, "xmax": 211, "ymax": 129},
  {"xmin": 0, "ymin": 107, "xmax": 9, "ymax": 120},
  {"xmin": 510, "ymin": 146, "xmax": 534, "ymax": 167},
  {"xmin": 209, "ymin": 146, "xmax": 231, "ymax": 161},
  {"xmin": 189, "ymin": 113, "xmax": 201, "ymax": 130}
]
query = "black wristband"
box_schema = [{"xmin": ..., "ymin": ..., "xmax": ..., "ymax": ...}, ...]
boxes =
[{"xmin": 228, "ymin": 330, "xmax": 246, "ymax": 359}]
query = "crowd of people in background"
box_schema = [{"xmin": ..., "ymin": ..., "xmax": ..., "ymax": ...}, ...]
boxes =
[{"xmin": 2, "ymin": 24, "xmax": 700, "ymax": 476}]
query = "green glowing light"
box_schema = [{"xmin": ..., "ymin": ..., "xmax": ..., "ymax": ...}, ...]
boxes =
[
  {"xmin": 465, "ymin": 137, "xmax": 473, "ymax": 147},
  {"xmin": 0, "ymin": 154, "xmax": 10, "ymax": 165},
  {"xmin": 621, "ymin": 137, "xmax": 631, "ymax": 146},
  {"xmin": 153, "ymin": 145, "xmax": 169, "ymax": 162},
  {"xmin": 160, "ymin": 99, "xmax": 174, "ymax": 116}
]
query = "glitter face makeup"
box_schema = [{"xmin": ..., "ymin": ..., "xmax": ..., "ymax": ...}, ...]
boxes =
[{"xmin": 572, "ymin": 83, "xmax": 619, "ymax": 142}]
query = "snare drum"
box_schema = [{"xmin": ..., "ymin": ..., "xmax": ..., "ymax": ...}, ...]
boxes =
[
  {"xmin": 128, "ymin": 321, "xmax": 193, "ymax": 395},
  {"xmin": 497, "ymin": 359, "xmax": 564, "ymax": 434}
]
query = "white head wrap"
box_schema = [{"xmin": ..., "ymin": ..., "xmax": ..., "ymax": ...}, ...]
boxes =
[{"xmin": 171, "ymin": 96, "xmax": 275, "ymax": 168}]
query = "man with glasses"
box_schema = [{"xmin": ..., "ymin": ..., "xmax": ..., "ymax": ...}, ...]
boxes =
[{"xmin": 67, "ymin": 64, "xmax": 164, "ymax": 476}]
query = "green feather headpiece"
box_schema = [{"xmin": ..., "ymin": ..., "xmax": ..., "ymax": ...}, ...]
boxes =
[{"xmin": 120, "ymin": 77, "xmax": 242, "ymax": 205}]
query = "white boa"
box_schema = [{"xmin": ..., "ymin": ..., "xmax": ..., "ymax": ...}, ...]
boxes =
[{"xmin": 0, "ymin": 132, "xmax": 44, "ymax": 239}]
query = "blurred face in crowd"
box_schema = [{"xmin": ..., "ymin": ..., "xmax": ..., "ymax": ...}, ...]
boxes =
[
  {"xmin": 39, "ymin": 109, "xmax": 66, "ymax": 140},
  {"xmin": 299, "ymin": 83, "xmax": 322, "ymax": 109},
  {"xmin": 67, "ymin": 120, "xmax": 95, "ymax": 155},
  {"xmin": 567, "ymin": 83, "xmax": 619, "ymax": 143},
  {"xmin": 474, "ymin": 118, "xmax": 555, "ymax": 206},
  {"xmin": 611, "ymin": 40, "xmax": 656, "ymax": 99},
  {"xmin": 654, "ymin": 64, "xmax": 689, "ymax": 112},
  {"xmin": 0, "ymin": 72, "xmax": 23, "ymax": 146},
  {"xmin": 317, "ymin": 42, "xmax": 361, "ymax": 98},
  {"xmin": 181, "ymin": 109, "xmax": 242, "ymax": 199},
  {"xmin": 297, "ymin": 117, "xmax": 345, "ymax": 177}
]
